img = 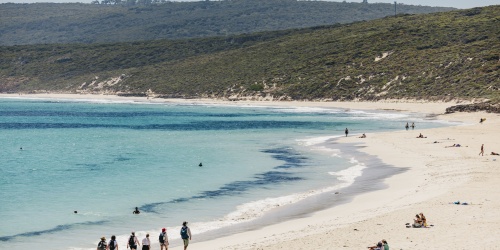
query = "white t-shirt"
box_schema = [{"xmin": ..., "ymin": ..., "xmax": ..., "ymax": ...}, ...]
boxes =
[{"xmin": 142, "ymin": 237, "xmax": 150, "ymax": 246}]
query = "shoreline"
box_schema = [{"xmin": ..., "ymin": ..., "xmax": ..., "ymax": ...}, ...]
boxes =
[
  {"xmin": 0, "ymin": 93, "xmax": 460, "ymax": 114},
  {"xmin": 2, "ymin": 93, "xmax": 499, "ymax": 249},
  {"xmin": 177, "ymin": 104, "xmax": 500, "ymax": 249},
  {"xmin": 185, "ymin": 139, "xmax": 406, "ymax": 249}
]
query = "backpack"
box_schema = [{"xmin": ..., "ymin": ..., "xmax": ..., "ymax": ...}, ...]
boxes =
[
  {"xmin": 180, "ymin": 227, "xmax": 189, "ymax": 239},
  {"xmin": 97, "ymin": 241, "xmax": 107, "ymax": 250},
  {"xmin": 129, "ymin": 235, "xmax": 136, "ymax": 246},
  {"xmin": 108, "ymin": 240, "xmax": 115, "ymax": 250},
  {"xmin": 159, "ymin": 232, "xmax": 165, "ymax": 243}
]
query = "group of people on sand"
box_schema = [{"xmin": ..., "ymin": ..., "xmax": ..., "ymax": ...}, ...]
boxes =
[
  {"xmin": 477, "ymin": 144, "xmax": 499, "ymax": 156},
  {"xmin": 412, "ymin": 213, "xmax": 428, "ymax": 228},
  {"xmin": 97, "ymin": 222, "xmax": 192, "ymax": 250},
  {"xmin": 355, "ymin": 122, "xmax": 417, "ymax": 139},
  {"xmin": 344, "ymin": 128, "xmax": 367, "ymax": 138},
  {"xmin": 409, "ymin": 124, "xmax": 494, "ymax": 157},
  {"xmin": 367, "ymin": 239, "xmax": 389, "ymax": 250},
  {"xmin": 443, "ymin": 142, "xmax": 498, "ymax": 157},
  {"xmin": 365, "ymin": 118, "xmax": 494, "ymax": 249}
]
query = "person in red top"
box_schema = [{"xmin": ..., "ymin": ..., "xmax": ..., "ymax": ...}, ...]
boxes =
[{"xmin": 159, "ymin": 228, "xmax": 169, "ymax": 250}]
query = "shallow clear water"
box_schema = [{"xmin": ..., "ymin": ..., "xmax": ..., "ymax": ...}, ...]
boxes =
[{"xmin": 0, "ymin": 97, "xmax": 449, "ymax": 249}]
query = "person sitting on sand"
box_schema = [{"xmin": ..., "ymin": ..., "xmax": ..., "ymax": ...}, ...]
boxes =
[
  {"xmin": 491, "ymin": 152, "xmax": 499, "ymax": 156},
  {"xmin": 367, "ymin": 241, "xmax": 384, "ymax": 250},
  {"xmin": 382, "ymin": 239, "xmax": 389, "ymax": 250},
  {"xmin": 359, "ymin": 133, "xmax": 367, "ymax": 138},
  {"xmin": 419, "ymin": 213, "xmax": 427, "ymax": 227},
  {"xmin": 416, "ymin": 133, "xmax": 426, "ymax": 138},
  {"xmin": 413, "ymin": 214, "xmax": 423, "ymax": 228}
]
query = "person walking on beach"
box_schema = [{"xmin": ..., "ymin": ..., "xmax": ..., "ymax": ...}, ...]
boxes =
[
  {"xmin": 142, "ymin": 234, "xmax": 150, "ymax": 250},
  {"xmin": 109, "ymin": 235, "xmax": 118, "ymax": 250},
  {"xmin": 180, "ymin": 221, "xmax": 192, "ymax": 250},
  {"xmin": 479, "ymin": 144, "xmax": 484, "ymax": 156},
  {"xmin": 345, "ymin": 128, "xmax": 349, "ymax": 137},
  {"xmin": 159, "ymin": 228, "xmax": 169, "ymax": 250},
  {"xmin": 127, "ymin": 232, "xmax": 140, "ymax": 250},
  {"xmin": 97, "ymin": 236, "xmax": 107, "ymax": 250}
]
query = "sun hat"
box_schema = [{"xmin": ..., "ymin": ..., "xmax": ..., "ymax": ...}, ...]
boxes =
[{"xmin": 101, "ymin": 236, "xmax": 106, "ymax": 240}]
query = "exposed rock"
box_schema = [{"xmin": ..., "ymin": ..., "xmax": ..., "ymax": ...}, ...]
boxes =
[{"xmin": 445, "ymin": 102, "xmax": 500, "ymax": 114}]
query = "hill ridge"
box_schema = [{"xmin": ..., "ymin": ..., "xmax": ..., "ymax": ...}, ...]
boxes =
[
  {"xmin": 0, "ymin": 6, "xmax": 498, "ymax": 104},
  {"xmin": 0, "ymin": 1, "xmax": 453, "ymax": 45}
]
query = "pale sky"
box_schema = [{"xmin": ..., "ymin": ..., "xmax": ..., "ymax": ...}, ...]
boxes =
[{"xmin": 0, "ymin": 0, "xmax": 499, "ymax": 9}]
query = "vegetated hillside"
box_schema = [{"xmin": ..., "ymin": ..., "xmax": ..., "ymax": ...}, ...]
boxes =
[
  {"xmin": 0, "ymin": 6, "xmax": 498, "ymax": 104},
  {"xmin": 0, "ymin": 0, "xmax": 454, "ymax": 45}
]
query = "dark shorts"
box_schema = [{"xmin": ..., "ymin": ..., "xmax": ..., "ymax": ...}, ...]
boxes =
[
  {"xmin": 142, "ymin": 245, "xmax": 150, "ymax": 250},
  {"xmin": 130, "ymin": 245, "xmax": 137, "ymax": 250}
]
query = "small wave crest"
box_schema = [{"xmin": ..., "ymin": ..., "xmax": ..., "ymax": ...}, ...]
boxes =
[{"xmin": 163, "ymin": 158, "xmax": 367, "ymax": 240}]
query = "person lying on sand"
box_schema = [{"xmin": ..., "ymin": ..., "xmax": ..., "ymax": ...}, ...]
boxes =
[
  {"xmin": 445, "ymin": 144, "xmax": 461, "ymax": 148},
  {"xmin": 367, "ymin": 241, "xmax": 384, "ymax": 250},
  {"xmin": 451, "ymin": 201, "xmax": 470, "ymax": 205},
  {"xmin": 491, "ymin": 152, "xmax": 499, "ymax": 156}
]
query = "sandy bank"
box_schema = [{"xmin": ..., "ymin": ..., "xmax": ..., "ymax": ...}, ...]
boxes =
[
  {"xmin": 188, "ymin": 110, "xmax": 499, "ymax": 249},
  {"xmin": 0, "ymin": 92, "xmax": 460, "ymax": 114}
]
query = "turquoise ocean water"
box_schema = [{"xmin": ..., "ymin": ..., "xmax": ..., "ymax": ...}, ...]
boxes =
[{"xmin": 0, "ymin": 97, "xmax": 450, "ymax": 249}]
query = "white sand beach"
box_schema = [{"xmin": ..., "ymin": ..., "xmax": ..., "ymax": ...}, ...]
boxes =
[{"xmin": 2, "ymin": 93, "xmax": 499, "ymax": 249}]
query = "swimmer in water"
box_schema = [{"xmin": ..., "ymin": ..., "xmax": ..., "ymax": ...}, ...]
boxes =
[{"xmin": 133, "ymin": 207, "xmax": 140, "ymax": 214}]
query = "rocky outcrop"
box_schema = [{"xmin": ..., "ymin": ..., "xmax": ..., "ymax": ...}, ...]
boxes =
[{"xmin": 445, "ymin": 102, "xmax": 500, "ymax": 114}]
